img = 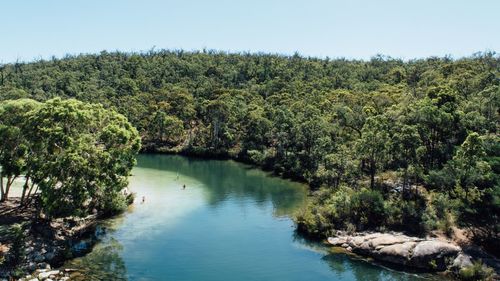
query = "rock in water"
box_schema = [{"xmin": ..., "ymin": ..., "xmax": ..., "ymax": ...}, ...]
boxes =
[
  {"xmin": 377, "ymin": 241, "xmax": 417, "ymax": 264},
  {"xmin": 327, "ymin": 232, "xmax": 462, "ymax": 271},
  {"xmin": 410, "ymin": 240, "xmax": 461, "ymax": 270},
  {"xmin": 369, "ymin": 234, "xmax": 410, "ymax": 248},
  {"xmin": 327, "ymin": 237, "xmax": 347, "ymax": 246}
]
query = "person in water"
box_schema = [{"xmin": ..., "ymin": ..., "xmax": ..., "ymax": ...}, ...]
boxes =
[
  {"xmin": 142, "ymin": 196, "xmax": 145, "ymax": 203},
  {"xmin": 182, "ymin": 184, "xmax": 186, "ymax": 190}
]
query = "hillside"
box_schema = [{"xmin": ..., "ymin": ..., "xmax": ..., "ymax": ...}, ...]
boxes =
[{"xmin": 1, "ymin": 50, "xmax": 498, "ymax": 254}]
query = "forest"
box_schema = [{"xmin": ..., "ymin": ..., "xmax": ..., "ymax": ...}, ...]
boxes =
[{"xmin": 0, "ymin": 50, "xmax": 498, "ymax": 253}]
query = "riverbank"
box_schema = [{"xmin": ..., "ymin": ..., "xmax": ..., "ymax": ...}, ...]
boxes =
[
  {"xmin": 2, "ymin": 153, "xmax": 497, "ymax": 280},
  {"xmin": 327, "ymin": 232, "xmax": 499, "ymax": 280},
  {"xmin": 141, "ymin": 144, "xmax": 310, "ymax": 183},
  {"xmin": 140, "ymin": 149, "xmax": 500, "ymax": 280},
  {"xmin": 0, "ymin": 197, "xmax": 116, "ymax": 280}
]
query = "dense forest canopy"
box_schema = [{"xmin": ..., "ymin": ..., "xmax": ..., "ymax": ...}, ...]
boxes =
[{"xmin": 0, "ymin": 50, "xmax": 498, "ymax": 248}]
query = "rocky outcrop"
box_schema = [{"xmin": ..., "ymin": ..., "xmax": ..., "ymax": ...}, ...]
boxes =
[
  {"xmin": 0, "ymin": 215, "xmax": 98, "ymax": 279},
  {"xmin": 16, "ymin": 268, "xmax": 81, "ymax": 281},
  {"xmin": 328, "ymin": 232, "xmax": 463, "ymax": 271}
]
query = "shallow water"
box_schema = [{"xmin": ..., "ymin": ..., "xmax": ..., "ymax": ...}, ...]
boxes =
[{"xmin": 63, "ymin": 154, "xmax": 444, "ymax": 281}]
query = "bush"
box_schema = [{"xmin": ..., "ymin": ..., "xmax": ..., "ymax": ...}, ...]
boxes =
[
  {"xmin": 8, "ymin": 224, "xmax": 25, "ymax": 265},
  {"xmin": 384, "ymin": 193, "xmax": 427, "ymax": 234},
  {"xmin": 101, "ymin": 193, "xmax": 129, "ymax": 216},
  {"xmin": 295, "ymin": 186, "xmax": 387, "ymax": 236},
  {"xmin": 422, "ymin": 192, "xmax": 457, "ymax": 234},
  {"xmin": 350, "ymin": 188, "xmax": 386, "ymax": 229},
  {"xmin": 459, "ymin": 261, "xmax": 495, "ymax": 281},
  {"xmin": 295, "ymin": 187, "xmax": 351, "ymax": 237}
]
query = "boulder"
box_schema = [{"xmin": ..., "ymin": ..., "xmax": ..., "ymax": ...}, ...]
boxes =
[
  {"xmin": 412, "ymin": 240, "xmax": 461, "ymax": 259},
  {"xmin": 38, "ymin": 270, "xmax": 59, "ymax": 280},
  {"xmin": 378, "ymin": 241, "xmax": 417, "ymax": 259},
  {"xmin": 349, "ymin": 236, "xmax": 366, "ymax": 247},
  {"xmin": 376, "ymin": 242, "xmax": 417, "ymax": 265},
  {"xmin": 369, "ymin": 234, "xmax": 410, "ymax": 248},
  {"xmin": 452, "ymin": 253, "xmax": 473, "ymax": 270},
  {"xmin": 327, "ymin": 237, "xmax": 347, "ymax": 246},
  {"xmin": 358, "ymin": 241, "xmax": 372, "ymax": 252},
  {"xmin": 328, "ymin": 233, "xmax": 462, "ymax": 271},
  {"xmin": 410, "ymin": 240, "xmax": 461, "ymax": 270}
]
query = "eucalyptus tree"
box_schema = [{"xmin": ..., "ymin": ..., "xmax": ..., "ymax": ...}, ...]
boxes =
[
  {"xmin": 24, "ymin": 98, "xmax": 141, "ymax": 217},
  {"xmin": 0, "ymin": 99, "xmax": 40, "ymax": 202},
  {"xmin": 356, "ymin": 115, "xmax": 392, "ymax": 189}
]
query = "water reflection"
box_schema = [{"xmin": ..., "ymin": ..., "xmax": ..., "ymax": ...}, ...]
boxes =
[
  {"xmin": 293, "ymin": 233, "xmax": 442, "ymax": 281},
  {"xmin": 62, "ymin": 154, "xmax": 445, "ymax": 281},
  {"xmin": 135, "ymin": 154, "xmax": 307, "ymax": 216},
  {"xmin": 67, "ymin": 238, "xmax": 127, "ymax": 281}
]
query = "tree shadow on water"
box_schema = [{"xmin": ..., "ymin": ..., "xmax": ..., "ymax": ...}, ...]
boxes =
[{"xmin": 63, "ymin": 238, "xmax": 127, "ymax": 281}]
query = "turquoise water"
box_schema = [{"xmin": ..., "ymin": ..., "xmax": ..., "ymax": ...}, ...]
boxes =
[{"xmin": 64, "ymin": 154, "xmax": 443, "ymax": 281}]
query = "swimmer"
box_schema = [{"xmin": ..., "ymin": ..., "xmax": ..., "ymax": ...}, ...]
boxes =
[{"xmin": 182, "ymin": 184, "xmax": 186, "ymax": 190}]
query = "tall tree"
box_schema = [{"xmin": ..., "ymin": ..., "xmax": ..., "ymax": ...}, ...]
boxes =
[
  {"xmin": 0, "ymin": 99, "xmax": 40, "ymax": 202},
  {"xmin": 356, "ymin": 115, "xmax": 392, "ymax": 189},
  {"xmin": 24, "ymin": 98, "xmax": 141, "ymax": 217}
]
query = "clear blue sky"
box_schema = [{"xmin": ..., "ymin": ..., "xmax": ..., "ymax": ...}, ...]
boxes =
[{"xmin": 1, "ymin": 0, "xmax": 499, "ymax": 63}]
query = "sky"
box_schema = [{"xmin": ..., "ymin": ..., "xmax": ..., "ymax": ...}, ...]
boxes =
[{"xmin": 1, "ymin": 0, "xmax": 499, "ymax": 63}]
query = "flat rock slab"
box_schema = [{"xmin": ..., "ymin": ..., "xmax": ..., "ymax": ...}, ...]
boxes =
[
  {"xmin": 327, "ymin": 237, "xmax": 347, "ymax": 246},
  {"xmin": 369, "ymin": 234, "xmax": 410, "ymax": 248},
  {"xmin": 378, "ymin": 241, "xmax": 417, "ymax": 259},
  {"xmin": 327, "ymin": 232, "xmax": 462, "ymax": 271},
  {"xmin": 412, "ymin": 240, "xmax": 460, "ymax": 259}
]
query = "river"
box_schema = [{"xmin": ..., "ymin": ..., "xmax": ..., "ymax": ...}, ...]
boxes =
[{"xmin": 63, "ymin": 154, "xmax": 444, "ymax": 281}]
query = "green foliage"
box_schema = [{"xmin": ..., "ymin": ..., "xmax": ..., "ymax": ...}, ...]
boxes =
[
  {"xmin": 296, "ymin": 187, "xmax": 387, "ymax": 235},
  {"xmin": 0, "ymin": 99, "xmax": 41, "ymax": 202},
  {"xmin": 356, "ymin": 115, "xmax": 392, "ymax": 188},
  {"xmin": 422, "ymin": 192, "xmax": 457, "ymax": 234},
  {"xmin": 0, "ymin": 50, "xmax": 498, "ymax": 241},
  {"xmin": 459, "ymin": 261, "xmax": 495, "ymax": 281},
  {"xmin": 8, "ymin": 224, "xmax": 25, "ymax": 265},
  {"xmin": 384, "ymin": 193, "xmax": 427, "ymax": 234},
  {"xmin": 0, "ymin": 98, "xmax": 141, "ymax": 217}
]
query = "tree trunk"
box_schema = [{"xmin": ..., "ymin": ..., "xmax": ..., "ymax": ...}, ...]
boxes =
[
  {"xmin": 27, "ymin": 184, "xmax": 38, "ymax": 203},
  {"xmin": 21, "ymin": 174, "xmax": 31, "ymax": 205},
  {"xmin": 370, "ymin": 161, "xmax": 376, "ymax": 189},
  {"xmin": 26, "ymin": 182, "xmax": 36, "ymax": 203},
  {"xmin": 1, "ymin": 175, "xmax": 13, "ymax": 202},
  {"xmin": 402, "ymin": 168, "xmax": 408, "ymax": 199},
  {"xmin": 0, "ymin": 175, "xmax": 4, "ymax": 201},
  {"xmin": 5, "ymin": 176, "xmax": 14, "ymax": 201}
]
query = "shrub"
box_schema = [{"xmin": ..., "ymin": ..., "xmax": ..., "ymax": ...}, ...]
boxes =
[
  {"xmin": 384, "ymin": 193, "xmax": 427, "ymax": 234},
  {"xmin": 350, "ymin": 188, "xmax": 386, "ymax": 229},
  {"xmin": 101, "ymin": 193, "xmax": 129, "ymax": 216},
  {"xmin": 8, "ymin": 224, "xmax": 25, "ymax": 265},
  {"xmin": 459, "ymin": 261, "xmax": 495, "ymax": 281},
  {"xmin": 422, "ymin": 192, "xmax": 457, "ymax": 234},
  {"xmin": 295, "ymin": 186, "xmax": 387, "ymax": 236}
]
